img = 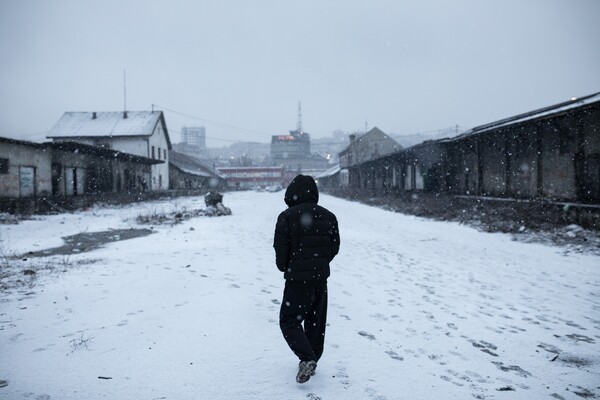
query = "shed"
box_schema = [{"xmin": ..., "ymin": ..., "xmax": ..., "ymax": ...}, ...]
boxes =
[{"xmin": 169, "ymin": 150, "xmax": 225, "ymax": 190}]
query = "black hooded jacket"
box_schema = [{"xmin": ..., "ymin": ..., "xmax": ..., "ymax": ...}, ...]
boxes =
[{"xmin": 273, "ymin": 175, "xmax": 340, "ymax": 281}]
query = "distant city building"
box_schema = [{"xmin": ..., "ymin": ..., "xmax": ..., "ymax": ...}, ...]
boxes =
[
  {"xmin": 217, "ymin": 166, "xmax": 284, "ymax": 189},
  {"xmin": 339, "ymin": 127, "xmax": 400, "ymax": 168},
  {"xmin": 271, "ymin": 130, "xmax": 310, "ymax": 160},
  {"xmin": 268, "ymin": 103, "xmax": 330, "ymax": 177},
  {"xmin": 311, "ymin": 134, "xmax": 349, "ymax": 165},
  {"xmin": 270, "ymin": 129, "xmax": 329, "ymax": 178},
  {"xmin": 175, "ymin": 126, "xmax": 208, "ymax": 159},
  {"xmin": 181, "ymin": 126, "xmax": 206, "ymax": 148},
  {"xmin": 172, "ymin": 142, "xmax": 208, "ymax": 160}
]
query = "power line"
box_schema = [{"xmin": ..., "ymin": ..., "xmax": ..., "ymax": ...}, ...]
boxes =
[
  {"xmin": 169, "ymin": 128, "xmax": 246, "ymax": 144},
  {"xmin": 152, "ymin": 104, "xmax": 275, "ymax": 139},
  {"xmin": 154, "ymin": 104, "xmax": 470, "ymax": 145}
]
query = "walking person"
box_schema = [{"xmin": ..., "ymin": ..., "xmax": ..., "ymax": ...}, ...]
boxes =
[{"xmin": 273, "ymin": 174, "xmax": 340, "ymax": 383}]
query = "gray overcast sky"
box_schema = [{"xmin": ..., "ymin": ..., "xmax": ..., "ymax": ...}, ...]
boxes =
[{"xmin": 1, "ymin": 0, "xmax": 599, "ymax": 147}]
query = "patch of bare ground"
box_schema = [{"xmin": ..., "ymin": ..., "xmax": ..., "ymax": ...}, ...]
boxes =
[{"xmin": 327, "ymin": 190, "xmax": 600, "ymax": 256}]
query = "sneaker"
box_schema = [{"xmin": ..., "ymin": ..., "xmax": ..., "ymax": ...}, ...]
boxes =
[{"xmin": 296, "ymin": 360, "xmax": 317, "ymax": 383}]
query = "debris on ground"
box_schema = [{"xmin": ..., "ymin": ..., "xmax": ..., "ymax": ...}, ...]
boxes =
[
  {"xmin": 204, "ymin": 192, "xmax": 232, "ymax": 216},
  {"xmin": 204, "ymin": 192, "xmax": 223, "ymax": 207},
  {"xmin": 0, "ymin": 213, "xmax": 22, "ymax": 224}
]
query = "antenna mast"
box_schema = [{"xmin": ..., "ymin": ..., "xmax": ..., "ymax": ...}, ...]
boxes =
[
  {"xmin": 123, "ymin": 69, "xmax": 127, "ymax": 113},
  {"xmin": 297, "ymin": 101, "xmax": 303, "ymax": 133}
]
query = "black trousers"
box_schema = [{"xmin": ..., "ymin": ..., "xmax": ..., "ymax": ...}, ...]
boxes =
[{"xmin": 279, "ymin": 280, "xmax": 328, "ymax": 362}]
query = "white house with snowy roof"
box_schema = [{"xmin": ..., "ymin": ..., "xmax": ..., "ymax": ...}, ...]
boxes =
[{"xmin": 47, "ymin": 111, "xmax": 172, "ymax": 191}]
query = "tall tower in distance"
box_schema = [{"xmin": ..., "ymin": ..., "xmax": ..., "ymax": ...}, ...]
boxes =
[
  {"xmin": 181, "ymin": 126, "xmax": 206, "ymax": 149},
  {"xmin": 297, "ymin": 101, "xmax": 303, "ymax": 133},
  {"xmin": 270, "ymin": 101, "xmax": 310, "ymax": 160}
]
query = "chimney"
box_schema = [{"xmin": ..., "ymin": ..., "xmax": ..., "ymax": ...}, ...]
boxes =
[
  {"xmin": 92, "ymin": 112, "xmax": 97, "ymax": 120},
  {"xmin": 349, "ymin": 134, "xmax": 356, "ymax": 143},
  {"xmin": 123, "ymin": 111, "xmax": 128, "ymax": 119}
]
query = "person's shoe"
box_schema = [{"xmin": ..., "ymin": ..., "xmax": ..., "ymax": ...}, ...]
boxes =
[{"xmin": 296, "ymin": 360, "xmax": 317, "ymax": 383}]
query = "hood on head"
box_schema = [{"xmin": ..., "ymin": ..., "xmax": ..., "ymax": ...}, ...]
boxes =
[{"xmin": 284, "ymin": 174, "xmax": 319, "ymax": 207}]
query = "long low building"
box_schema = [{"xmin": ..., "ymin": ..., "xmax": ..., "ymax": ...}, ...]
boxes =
[
  {"xmin": 334, "ymin": 92, "xmax": 600, "ymax": 204},
  {"xmin": 0, "ymin": 136, "xmax": 162, "ymax": 200},
  {"xmin": 169, "ymin": 150, "xmax": 225, "ymax": 190},
  {"xmin": 217, "ymin": 166, "xmax": 284, "ymax": 189}
]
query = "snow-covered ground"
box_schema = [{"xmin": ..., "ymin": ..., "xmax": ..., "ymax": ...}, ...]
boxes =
[{"xmin": 0, "ymin": 191, "xmax": 599, "ymax": 400}]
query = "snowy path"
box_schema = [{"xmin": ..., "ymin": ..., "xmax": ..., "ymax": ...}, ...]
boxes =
[{"xmin": 1, "ymin": 191, "xmax": 599, "ymax": 399}]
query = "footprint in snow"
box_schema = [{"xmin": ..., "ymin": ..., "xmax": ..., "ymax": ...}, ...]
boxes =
[
  {"xmin": 564, "ymin": 333, "xmax": 595, "ymax": 344},
  {"xmin": 370, "ymin": 313, "xmax": 388, "ymax": 321},
  {"xmin": 491, "ymin": 361, "xmax": 532, "ymax": 377},
  {"xmin": 385, "ymin": 350, "xmax": 403, "ymax": 361},
  {"xmin": 469, "ymin": 339, "xmax": 499, "ymax": 357},
  {"xmin": 439, "ymin": 374, "xmax": 464, "ymax": 387},
  {"xmin": 537, "ymin": 342, "xmax": 561, "ymax": 354},
  {"xmin": 334, "ymin": 365, "xmax": 350, "ymax": 387},
  {"xmin": 358, "ymin": 331, "xmax": 376, "ymax": 340},
  {"xmin": 365, "ymin": 386, "xmax": 388, "ymax": 400},
  {"xmin": 9, "ymin": 333, "xmax": 23, "ymax": 342}
]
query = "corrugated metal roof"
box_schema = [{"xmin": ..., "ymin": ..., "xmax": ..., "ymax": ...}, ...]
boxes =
[
  {"xmin": 445, "ymin": 92, "xmax": 600, "ymax": 142},
  {"xmin": 47, "ymin": 111, "xmax": 164, "ymax": 138}
]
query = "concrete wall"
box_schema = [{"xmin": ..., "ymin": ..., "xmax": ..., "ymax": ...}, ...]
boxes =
[
  {"xmin": 579, "ymin": 108, "xmax": 600, "ymax": 200},
  {"xmin": 446, "ymin": 139, "xmax": 479, "ymax": 195},
  {"xmin": 50, "ymin": 149, "xmax": 91, "ymax": 196},
  {"xmin": 111, "ymin": 137, "xmax": 148, "ymax": 156},
  {"xmin": 105, "ymin": 130, "xmax": 168, "ymax": 191},
  {"xmin": 0, "ymin": 142, "xmax": 52, "ymax": 198},
  {"xmin": 148, "ymin": 124, "xmax": 170, "ymax": 190},
  {"xmin": 50, "ymin": 149, "xmax": 152, "ymax": 196},
  {"xmin": 510, "ymin": 128, "xmax": 538, "ymax": 198},
  {"xmin": 480, "ymin": 135, "xmax": 507, "ymax": 196},
  {"xmin": 538, "ymin": 118, "xmax": 577, "ymax": 199},
  {"xmin": 443, "ymin": 106, "xmax": 598, "ymax": 202}
]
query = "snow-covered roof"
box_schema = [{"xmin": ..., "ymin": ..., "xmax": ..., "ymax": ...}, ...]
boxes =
[
  {"xmin": 169, "ymin": 150, "xmax": 224, "ymax": 179},
  {"xmin": 0, "ymin": 135, "xmax": 45, "ymax": 148},
  {"xmin": 47, "ymin": 111, "xmax": 167, "ymax": 139},
  {"xmin": 316, "ymin": 164, "xmax": 341, "ymax": 179},
  {"xmin": 447, "ymin": 92, "xmax": 600, "ymax": 142},
  {"xmin": 48, "ymin": 141, "xmax": 162, "ymax": 165}
]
